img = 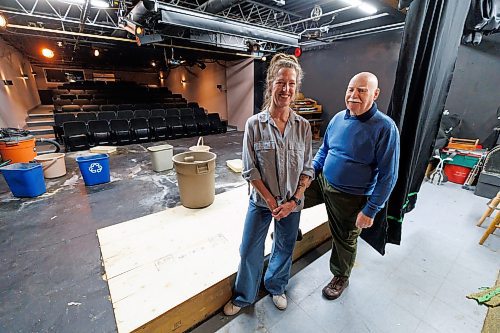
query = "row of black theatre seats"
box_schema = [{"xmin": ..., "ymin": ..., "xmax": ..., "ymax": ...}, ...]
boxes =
[
  {"xmin": 57, "ymin": 114, "xmax": 227, "ymax": 152},
  {"xmin": 54, "ymin": 99, "xmax": 188, "ymax": 111},
  {"xmin": 53, "ymin": 92, "xmax": 179, "ymax": 101}
]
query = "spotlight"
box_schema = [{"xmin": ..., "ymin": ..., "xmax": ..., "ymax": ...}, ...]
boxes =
[
  {"xmin": 359, "ymin": 3, "xmax": 377, "ymax": 14},
  {"xmin": 0, "ymin": 13, "xmax": 7, "ymax": 29},
  {"xmin": 261, "ymin": 56, "xmax": 267, "ymax": 61},
  {"xmin": 41, "ymin": 48, "xmax": 54, "ymax": 59},
  {"xmin": 246, "ymin": 40, "xmax": 261, "ymax": 54},
  {"xmin": 90, "ymin": 0, "xmax": 109, "ymax": 8},
  {"xmin": 151, "ymin": 61, "xmax": 156, "ymax": 67},
  {"xmin": 135, "ymin": 26, "xmax": 144, "ymax": 36},
  {"xmin": 93, "ymin": 49, "xmax": 100, "ymax": 57}
]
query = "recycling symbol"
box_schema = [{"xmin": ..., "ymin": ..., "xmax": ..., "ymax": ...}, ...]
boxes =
[{"xmin": 89, "ymin": 162, "xmax": 103, "ymax": 174}]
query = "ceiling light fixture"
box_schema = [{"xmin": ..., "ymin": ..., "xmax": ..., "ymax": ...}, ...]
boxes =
[
  {"xmin": 93, "ymin": 49, "xmax": 100, "ymax": 57},
  {"xmin": 151, "ymin": 61, "xmax": 156, "ymax": 67},
  {"xmin": 0, "ymin": 12, "xmax": 7, "ymax": 29},
  {"xmin": 91, "ymin": 0, "xmax": 110, "ymax": 8},
  {"xmin": 41, "ymin": 48, "xmax": 55, "ymax": 58},
  {"xmin": 358, "ymin": 3, "xmax": 378, "ymax": 14}
]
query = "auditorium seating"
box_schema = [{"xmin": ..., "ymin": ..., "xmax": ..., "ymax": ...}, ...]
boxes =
[{"xmin": 51, "ymin": 81, "xmax": 228, "ymax": 151}]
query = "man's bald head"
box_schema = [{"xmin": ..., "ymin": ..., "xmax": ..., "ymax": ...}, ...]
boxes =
[{"xmin": 345, "ymin": 72, "xmax": 380, "ymax": 115}]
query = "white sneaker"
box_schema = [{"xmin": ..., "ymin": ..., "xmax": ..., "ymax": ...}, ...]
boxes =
[
  {"xmin": 272, "ymin": 294, "xmax": 287, "ymax": 310},
  {"xmin": 223, "ymin": 301, "xmax": 241, "ymax": 316}
]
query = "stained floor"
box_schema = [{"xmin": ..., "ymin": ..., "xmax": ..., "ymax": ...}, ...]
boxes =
[
  {"xmin": 1, "ymin": 132, "xmax": 498, "ymax": 333},
  {"xmin": 193, "ymin": 181, "xmax": 499, "ymax": 333}
]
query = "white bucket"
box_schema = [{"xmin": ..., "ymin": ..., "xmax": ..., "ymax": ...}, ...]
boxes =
[
  {"xmin": 189, "ymin": 137, "xmax": 211, "ymax": 152},
  {"xmin": 147, "ymin": 144, "xmax": 173, "ymax": 172},
  {"xmin": 34, "ymin": 153, "xmax": 67, "ymax": 178}
]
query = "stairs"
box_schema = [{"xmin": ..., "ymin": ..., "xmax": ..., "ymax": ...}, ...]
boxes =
[{"xmin": 25, "ymin": 105, "xmax": 59, "ymax": 153}]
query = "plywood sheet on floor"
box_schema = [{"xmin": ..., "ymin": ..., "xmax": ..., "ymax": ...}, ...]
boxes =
[{"xmin": 97, "ymin": 185, "xmax": 328, "ymax": 333}]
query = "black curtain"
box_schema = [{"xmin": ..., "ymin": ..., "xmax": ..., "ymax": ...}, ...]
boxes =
[{"xmin": 360, "ymin": 0, "xmax": 472, "ymax": 255}]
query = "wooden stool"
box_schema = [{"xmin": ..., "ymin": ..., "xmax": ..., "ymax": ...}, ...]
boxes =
[
  {"xmin": 479, "ymin": 212, "xmax": 500, "ymax": 245},
  {"xmin": 478, "ymin": 191, "xmax": 500, "ymax": 245},
  {"xmin": 477, "ymin": 191, "xmax": 500, "ymax": 226}
]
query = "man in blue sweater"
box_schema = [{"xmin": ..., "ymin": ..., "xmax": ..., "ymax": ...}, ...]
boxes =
[{"xmin": 305, "ymin": 72, "xmax": 400, "ymax": 300}]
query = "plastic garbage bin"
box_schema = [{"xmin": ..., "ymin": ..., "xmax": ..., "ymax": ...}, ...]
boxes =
[
  {"xmin": 0, "ymin": 163, "xmax": 46, "ymax": 197},
  {"xmin": 76, "ymin": 154, "xmax": 110, "ymax": 186},
  {"xmin": 172, "ymin": 151, "xmax": 216, "ymax": 208},
  {"xmin": 147, "ymin": 144, "xmax": 173, "ymax": 172}
]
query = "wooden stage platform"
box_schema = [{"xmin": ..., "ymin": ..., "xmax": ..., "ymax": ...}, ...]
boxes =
[{"xmin": 97, "ymin": 185, "xmax": 329, "ymax": 333}]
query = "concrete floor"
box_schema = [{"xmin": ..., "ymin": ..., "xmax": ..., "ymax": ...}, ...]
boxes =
[
  {"xmin": 193, "ymin": 181, "xmax": 500, "ymax": 333},
  {"xmin": 1, "ymin": 131, "xmax": 498, "ymax": 333}
]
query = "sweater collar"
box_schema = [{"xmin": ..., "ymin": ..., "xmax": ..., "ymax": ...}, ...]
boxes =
[{"xmin": 344, "ymin": 102, "xmax": 378, "ymax": 122}]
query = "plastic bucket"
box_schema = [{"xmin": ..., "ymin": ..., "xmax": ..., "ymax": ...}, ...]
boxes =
[
  {"xmin": 147, "ymin": 144, "xmax": 173, "ymax": 172},
  {"xmin": 34, "ymin": 153, "xmax": 67, "ymax": 178},
  {"xmin": 0, "ymin": 163, "xmax": 46, "ymax": 197},
  {"xmin": 189, "ymin": 137, "xmax": 211, "ymax": 152},
  {"xmin": 0, "ymin": 136, "xmax": 37, "ymax": 163},
  {"xmin": 76, "ymin": 154, "xmax": 110, "ymax": 186},
  {"xmin": 444, "ymin": 164, "xmax": 471, "ymax": 184},
  {"xmin": 172, "ymin": 151, "xmax": 216, "ymax": 208}
]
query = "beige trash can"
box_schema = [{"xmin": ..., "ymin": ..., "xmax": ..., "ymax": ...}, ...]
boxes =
[
  {"xmin": 172, "ymin": 151, "xmax": 216, "ymax": 208},
  {"xmin": 33, "ymin": 153, "xmax": 67, "ymax": 178},
  {"xmin": 147, "ymin": 144, "xmax": 173, "ymax": 172},
  {"xmin": 189, "ymin": 137, "xmax": 211, "ymax": 152}
]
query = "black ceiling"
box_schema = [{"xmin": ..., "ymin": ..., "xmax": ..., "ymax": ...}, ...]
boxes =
[{"xmin": 0, "ymin": 0, "xmax": 405, "ymax": 70}]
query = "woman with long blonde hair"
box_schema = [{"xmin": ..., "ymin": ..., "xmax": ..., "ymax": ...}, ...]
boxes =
[{"xmin": 224, "ymin": 53, "xmax": 314, "ymax": 315}]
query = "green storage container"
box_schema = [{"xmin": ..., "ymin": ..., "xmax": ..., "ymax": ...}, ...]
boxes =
[{"xmin": 441, "ymin": 153, "xmax": 479, "ymax": 168}]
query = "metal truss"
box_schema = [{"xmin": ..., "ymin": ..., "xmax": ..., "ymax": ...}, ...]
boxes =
[
  {"xmin": 216, "ymin": 1, "xmax": 318, "ymax": 34},
  {"xmin": 0, "ymin": 0, "xmax": 126, "ymax": 32}
]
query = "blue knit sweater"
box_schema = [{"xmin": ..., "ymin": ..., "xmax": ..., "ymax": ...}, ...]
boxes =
[{"xmin": 313, "ymin": 103, "xmax": 400, "ymax": 218}]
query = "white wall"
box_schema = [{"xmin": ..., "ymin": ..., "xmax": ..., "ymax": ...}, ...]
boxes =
[
  {"xmin": 164, "ymin": 62, "xmax": 228, "ymax": 119},
  {"xmin": 0, "ymin": 38, "xmax": 40, "ymax": 128},
  {"xmin": 226, "ymin": 59, "xmax": 254, "ymax": 131}
]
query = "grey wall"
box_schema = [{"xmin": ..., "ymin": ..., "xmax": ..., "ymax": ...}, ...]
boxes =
[
  {"xmin": 299, "ymin": 30, "xmax": 500, "ymax": 144},
  {"xmin": 445, "ymin": 33, "xmax": 500, "ymax": 144},
  {"xmin": 299, "ymin": 30, "xmax": 403, "ymax": 134}
]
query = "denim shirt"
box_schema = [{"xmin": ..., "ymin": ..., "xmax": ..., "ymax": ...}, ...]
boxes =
[{"xmin": 242, "ymin": 110, "xmax": 314, "ymax": 211}]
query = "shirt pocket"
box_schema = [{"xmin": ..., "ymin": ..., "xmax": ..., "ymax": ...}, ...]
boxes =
[
  {"xmin": 254, "ymin": 141, "xmax": 276, "ymax": 172},
  {"xmin": 288, "ymin": 143, "xmax": 305, "ymax": 171}
]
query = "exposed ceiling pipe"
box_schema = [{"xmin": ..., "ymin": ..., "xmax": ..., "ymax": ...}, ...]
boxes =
[
  {"xmin": 197, "ymin": 0, "xmax": 242, "ymax": 14},
  {"xmin": 74, "ymin": 0, "xmax": 91, "ymax": 52}
]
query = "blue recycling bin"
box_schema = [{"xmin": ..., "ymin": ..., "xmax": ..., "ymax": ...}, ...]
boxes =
[
  {"xmin": 0, "ymin": 163, "xmax": 46, "ymax": 197},
  {"xmin": 76, "ymin": 154, "xmax": 110, "ymax": 186}
]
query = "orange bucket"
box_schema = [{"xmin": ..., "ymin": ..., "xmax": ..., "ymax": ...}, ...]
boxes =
[{"xmin": 0, "ymin": 136, "xmax": 37, "ymax": 163}]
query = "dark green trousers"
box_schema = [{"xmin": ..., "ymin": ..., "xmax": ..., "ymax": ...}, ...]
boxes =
[{"xmin": 304, "ymin": 173, "xmax": 367, "ymax": 277}]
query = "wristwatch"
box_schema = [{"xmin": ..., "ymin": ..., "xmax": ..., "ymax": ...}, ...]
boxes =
[{"xmin": 289, "ymin": 195, "xmax": 302, "ymax": 206}]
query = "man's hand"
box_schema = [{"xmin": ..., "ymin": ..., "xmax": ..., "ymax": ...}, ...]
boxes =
[
  {"xmin": 272, "ymin": 201, "xmax": 296, "ymax": 220},
  {"xmin": 355, "ymin": 211, "xmax": 374, "ymax": 229}
]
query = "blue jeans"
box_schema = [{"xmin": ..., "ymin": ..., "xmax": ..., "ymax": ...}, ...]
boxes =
[{"xmin": 232, "ymin": 200, "xmax": 301, "ymax": 307}]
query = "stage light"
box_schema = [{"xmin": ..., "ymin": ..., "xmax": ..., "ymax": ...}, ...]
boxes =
[
  {"xmin": 42, "ymin": 48, "xmax": 54, "ymax": 58},
  {"xmin": 294, "ymin": 47, "xmax": 302, "ymax": 58},
  {"xmin": 135, "ymin": 26, "xmax": 144, "ymax": 36},
  {"xmin": 0, "ymin": 13, "xmax": 7, "ymax": 29},
  {"xmin": 359, "ymin": 3, "xmax": 377, "ymax": 14},
  {"xmin": 93, "ymin": 49, "xmax": 100, "ymax": 57},
  {"xmin": 91, "ymin": 0, "xmax": 109, "ymax": 8},
  {"xmin": 341, "ymin": 0, "xmax": 362, "ymax": 6},
  {"xmin": 151, "ymin": 61, "xmax": 156, "ymax": 67},
  {"xmin": 261, "ymin": 56, "xmax": 267, "ymax": 61}
]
